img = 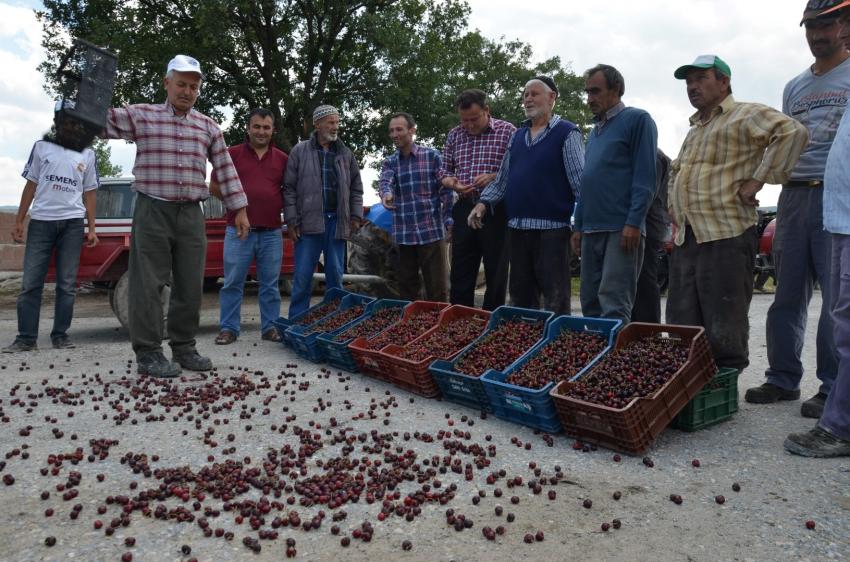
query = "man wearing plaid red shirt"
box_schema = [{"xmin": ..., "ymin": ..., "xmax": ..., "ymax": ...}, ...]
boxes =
[
  {"xmin": 104, "ymin": 54, "xmax": 249, "ymax": 378},
  {"xmin": 379, "ymin": 112, "xmax": 452, "ymax": 301},
  {"xmin": 438, "ymin": 90, "xmax": 516, "ymax": 310}
]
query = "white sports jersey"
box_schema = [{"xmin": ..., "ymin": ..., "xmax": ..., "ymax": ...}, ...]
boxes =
[{"xmin": 22, "ymin": 140, "xmax": 99, "ymax": 221}]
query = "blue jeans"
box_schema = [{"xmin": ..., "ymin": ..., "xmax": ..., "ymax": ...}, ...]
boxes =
[
  {"xmin": 219, "ymin": 226, "xmax": 283, "ymax": 335},
  {"xmin": 579, "ymin": 230, "xmax": 644, "ymax": 324},
  {"xmin": 765, "ymin": 187, "xmax": 837, "ymax": 395},
  {"xmin": 289, "ymin": 213, "xmax": 346, "ymax": 318},
  {"xmin": 820, "ymin": 234, "xmax": 850, "ymax": 440},
  {"xmin": 16, "ymin": 218, "xmax": 84, "ymax": 343}
]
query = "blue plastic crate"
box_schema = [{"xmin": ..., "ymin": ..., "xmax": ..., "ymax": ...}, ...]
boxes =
[
  {"xmin": 281, "ymin": 288, "xmax": 350, "ymax": 349},
  {"xmin": 316, "ymin": 299, "xmax": 408, "ymax": 372},
  {"xmin": 481, "ymin": 315, "xmax": 621, "ymax": 432},
  {"xmin": 284, "ymin": 292, "xmax": 375, "ymax": 363},
  {"xmin": 430, "ymin": 306, "xmax": 554, "ymax": 413}
]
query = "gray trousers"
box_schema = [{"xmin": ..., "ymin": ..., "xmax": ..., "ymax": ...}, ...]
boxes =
[
  {"xmin": 129, "ymin": 194, "xmax": 206, "ymax": 355},
  {"xmin": 765, "ymin": 186, "xmax": 837, "ymax": 395},
  {"xmin": 397, "ymin": 240, "xmax": 448, "ymax": 302},
  {"xmin": 579, "ymin": 230, "xmax": 644, "ymax": 324},
  {"xmin": 821, "ymin": 234, "xmax": 850, "ymax": 440}
]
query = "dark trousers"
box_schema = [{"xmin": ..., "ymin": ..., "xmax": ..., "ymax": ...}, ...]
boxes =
[
  {"xmin": 765, "ymin": 186, "xmax": 836, "ymax": 395},
  {"xmin": 128, "ymin": 194, "xmax": 206, "ymax": 355},
  {"xmin": 450, "ymin": 198, "xmax": 509, "ymax": 311},
  {"xmin": 16, "ymin": 218, "xmax": 84, "ymax": 343},
  {"xmin": 508, "ymin": 227, "xmax": 571, "ymax": 315},
  {"xmin": 398, "ymin": 240, "xmax": 449, "ymax": 302},
  {"xmin": 632, "ymin": 237, "xmax": 663, "ymax": 323},
  {"xmin": 666, "ymin": 226, "xmax": 756, "ymax": 371}
]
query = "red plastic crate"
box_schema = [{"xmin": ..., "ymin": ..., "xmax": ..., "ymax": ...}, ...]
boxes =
[
  {"xmin": 348, "ymin": 301, "xmax": 448, "ymax": 382},
  {"xmin": 549, "ymin": 323, "xmax": 716, "ymax": 455},
  {"xmin": 379, "ymin": 305, "xmax": 491, "ymax": 397}
]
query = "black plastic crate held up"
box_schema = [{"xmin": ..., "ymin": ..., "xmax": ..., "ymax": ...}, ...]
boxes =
[{"xmin": 55, "ymin": 39, "xmax": 118, "ymax": 129}]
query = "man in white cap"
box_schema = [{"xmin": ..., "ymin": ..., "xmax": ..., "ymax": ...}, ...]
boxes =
[
  {"xmin": 284, "ymin": 104, "xmax": 363, "ymax": 318},
  {"xmin": 3, "ymin": 99, "xmax": 99, "ymax": 353},
  {"xmin": 104, "ymin": 54, "xmax": 249, "ymax": 378}
]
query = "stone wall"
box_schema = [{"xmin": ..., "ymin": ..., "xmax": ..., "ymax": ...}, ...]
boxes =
[{"xmin": 0, "ymin": 212, "xmax": 26, "ymax": 271}]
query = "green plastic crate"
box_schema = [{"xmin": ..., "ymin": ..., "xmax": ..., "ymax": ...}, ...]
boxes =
[{"xmin": 672, "ymin": 368, "xmax": 739, "ymax": 432}]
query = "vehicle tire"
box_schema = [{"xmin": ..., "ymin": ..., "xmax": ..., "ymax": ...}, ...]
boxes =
[{"xmin": 109, "ymin": 271, "xmax": 170, "ymax": 332}]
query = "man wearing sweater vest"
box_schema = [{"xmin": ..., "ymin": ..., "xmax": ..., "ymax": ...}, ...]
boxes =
[
  {"xmin": 668, "ymin": 55, "xmax": 808, "ymax": 372},
  {"xmin": 571, "ymin": 64, "xmax": 658, "ymax": 324},
  {"xmin": 468, "ymin": 77, "xmax": 584, "ymax": 315}
]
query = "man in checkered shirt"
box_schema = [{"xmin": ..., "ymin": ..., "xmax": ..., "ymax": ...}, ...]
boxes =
[
  {"xmin": 438, "ymin": 89, "xmax": 515, "ymax": 311},
  {"xmin": 104, "ymin": 55, "xmax": 249, "ymax": 379}
]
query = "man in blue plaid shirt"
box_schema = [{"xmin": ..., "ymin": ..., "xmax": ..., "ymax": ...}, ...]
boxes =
[{"xmin": 379, "ymin": 112, "xmax": 453, "ymax": 301}]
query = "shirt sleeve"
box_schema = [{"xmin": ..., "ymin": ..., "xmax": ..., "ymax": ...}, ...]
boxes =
[
  {"xmin": 83, "ymin": 150, "xmax": 100, "ymax": 191},
  {"xmin": 479, "ymin": 132, "xmax": 515, "ymax": 206},
  {"xmin": 104, "ymin": 106, "xmax": 138, "ymax": 141},
  {"xmin": 625, "ymin": 112, "xmax": 658, "ymax": 229},
  {"xmin": 750, "ymin": 107, "xmax": 810, "ymax": 185},
  {"xmin": 563, "ymin": 129, "xmax": 584, "ymax": 199},
  {"xmin": 208, "ymin": 127, "xmax": 248, "ymax": 211},
  {"xmin": 21, "ymin": 142, "xmax": 40, "ymax": 182},
  {"xmin": 437, "ymin": 130, "xmax": 456, "ymax": 181},
  {"xmin": 434, "ymin": 151, "xmax": 454, "ymax": 226},
  {"xmin": 378, "ymin": 157, "xmax": 395, "ymax": 198}
]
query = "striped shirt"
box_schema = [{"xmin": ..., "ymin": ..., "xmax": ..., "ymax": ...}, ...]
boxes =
[
  {"xmin": 105, "ymin": 102, "xmax": 247, "ymax": 211},
  {"xmin": 480, "ymin": 115, "xmax": 585, "ymax": 230},
  {"xmin": 437, "ymin": 118, "xmax": 516, "ymax": 198},
  {"xmin": 669, "ymin": 95, "xmax": 808, "ymax": 245},
  {"xmin": 379, "ymin": 145, "xmax": 452, "ymax": 245}
]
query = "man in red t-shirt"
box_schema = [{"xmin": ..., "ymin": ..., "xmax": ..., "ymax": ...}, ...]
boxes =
[{"xmin": 211, "ymin": 108, "xmax": 288, "ymax": 344}]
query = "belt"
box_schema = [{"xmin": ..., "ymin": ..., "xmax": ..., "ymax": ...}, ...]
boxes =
[
  {"xmin": 138, "ymin": 192, "xmax": 201, "ymax": 205},
  {"xmin": 249, "ymin": 226, "xmax": 279, "ymax": 232},
  {"xmin": 785, "ymin": 179, "xmax": 823, "ymax": 187}
]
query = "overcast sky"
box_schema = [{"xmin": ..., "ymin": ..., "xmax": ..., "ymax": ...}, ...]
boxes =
[{"xmin": 0, "ymin": 0, "xmax": 821, "ymax": 207}]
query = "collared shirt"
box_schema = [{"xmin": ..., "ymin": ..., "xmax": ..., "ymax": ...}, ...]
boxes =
[
  {"xmin": 105, "ymin": 102, "xmax": 247, "ymax": 211},
  {"xmin": 379, "ymin": 144, "xmax": 453, "ymax": 245},
  {"xmin": 212, "ymin": 142, "xmax": 288, "ymax": 228},
  {"xmin": 437, "ymin": 118, "xmax": 516, "ymax": 198},
  {"xmin": 594, "ymin": 101, "xmax": 626, "ymax": 131},
  {"xmin": 824, "ymin": 109, "xmax": 850, "ymax": 234},
  {"xmin": 313, "ymin": 136, "xmax": 338, "ymax": 212},
  {"xmin": 669, "ymin": 95, "xmax": 808, "ymax": 246},
  {"xmin": 480, "ymin": 114, "xmax": 584, "ymax": 230}
]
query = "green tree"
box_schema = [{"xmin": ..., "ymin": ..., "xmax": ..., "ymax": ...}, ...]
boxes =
[
  {"xmin": 36, "ymin": 0, "xmax": 591, "ymax": 159},
  {"xmin": 92, "ymin": 139, "xmax": 122, "ymax": 178}
]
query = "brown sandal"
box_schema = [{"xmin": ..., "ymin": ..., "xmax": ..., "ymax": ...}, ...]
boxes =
[
  {"xmin": 215, "ymin": 330, "xmax": 237, "ymax": 345},
  {"xmin": 261, "ymin": 328, "xmax": 282, "ymax": 343}
]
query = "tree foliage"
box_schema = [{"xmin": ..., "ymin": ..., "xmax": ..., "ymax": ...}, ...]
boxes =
[
  {"xmin": 92, "ymin": 139, "xmax": 122, "ymax": 178},
  {"xmin": 37, "ymin": 0, "xmax": 592, "ymax": 160}
]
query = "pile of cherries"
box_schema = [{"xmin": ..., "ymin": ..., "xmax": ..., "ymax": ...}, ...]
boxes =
[
  {"xmin": 305, "ymin": 306, "xmax": 366, "ymax": 335},
  {"xmin": 454, "ymin": 320, "xmax": 545, "ymax": 377},
  {"xmin": 397, "ymin": 316, "xmax": 488, "ymax": 362},
  {"xmin": 295, "ymin": 298, "xmax": 342, "ymax": 326},
  {"xmin": 506, "ymin": 330, "xmax": 606, "ymax": 389},
  {"xmin": 334, "ymin": 306, "xmax": 404, "ymax": 341},
  {"xmin": 562, "ymin": 335, "xmax": 689, "ymax": 409},
  {"xmin": 363, "ymin": 309, "xmax": 442, "ymax": 350}
]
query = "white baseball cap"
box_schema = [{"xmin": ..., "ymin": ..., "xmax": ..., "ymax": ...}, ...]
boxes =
[{"xmin": 166, "ymin": 55, "xmax": 203, "ymax": 77}]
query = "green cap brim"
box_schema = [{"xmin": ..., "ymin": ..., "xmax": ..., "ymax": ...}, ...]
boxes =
[{"xmin": 674, "ymin": 57, "xmax": 731, "ymax": 80}]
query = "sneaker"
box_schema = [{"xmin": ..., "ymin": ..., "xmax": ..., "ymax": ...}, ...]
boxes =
[
  {"xmin": 52, "ymin": 336, "xmax": 76, "ymax": 350},
  {"xmin": 261, "ymin": 328, "xmax": 282, "ymax": 343},
  {"xmin": 801, "ymin": 392, "xmax": 828, "ymax": 419},
  {"xmin": 137, "ymin": 352, "xmax": 181, "ymax": 379},
  {"xmin": 2, "ymin": 339, "xmax": 37, "ymax": 353},
  {"xmin": 744, "ymin": 383, "xmax": 801, "ymax": 404},
  {"xmin": 215, "ymin": 330, "xmax": 237, "ymax": 345},
  {"xmin": 784, "ymin": 426, "xmax": 850, "ymax": 458},
  {"xmin": 172, "ymin": 349, "xmax": 213, "ymax": 372}
]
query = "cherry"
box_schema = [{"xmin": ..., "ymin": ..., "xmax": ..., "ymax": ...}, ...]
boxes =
[
  {"xmin": 805, "ymin": 520, "xmax": 816, "ymax": 530},
  {"xmin": 583, "ymin": 499, "xmax": 593, "ymax": 509},
  {"xmin": 612, "ymin": 519, "xmax": 622, "ymax": 529},
  {"xmin": 45, "ymin": 537, "xmax": 56, "ymax": 547},
  {"xmin": 612, "ymin": 491, "xmax": 622, "ymax": 501},
  {"xmin": 715, "ymin": 495, "xmax": 725, "ymax": 505},
  {"xmin": 732, "ymin": 483, "xmax": 741, "ymax": 492},
  {"xmin": 601, "ymin": 523, "xmax": 610, "ymax": 532},
  {"xmin": 523, "ymin": 533, "xmax": 534, "ymax": 544},
  {"xmin": 691, "ymin": 459, "xmax": 701, "ymax": 468}
]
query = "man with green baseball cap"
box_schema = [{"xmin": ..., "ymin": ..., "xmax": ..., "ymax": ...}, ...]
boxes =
[
  {"xmin": 666, "ymin": 53, "xmax": 809, "ymax": 376},
  {"xmin": 673, "ymin": 54, "xmax": 732, "ymax": 80}
]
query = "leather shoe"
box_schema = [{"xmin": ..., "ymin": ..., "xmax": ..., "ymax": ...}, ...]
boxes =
[
  {"xmin": 215, "ymin": 330, "xmax": 237, "ymax": 345},
  {"xmin": 801, "ymin": 392, "xmax": 827, "ymax": 419},
  {"xmin": 173, "ymin": 349, "xmax": 213, "ymax": 371},
  {"xmin": 744, "ymin": 383, "xmax": 800, "ymax": 404}
]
